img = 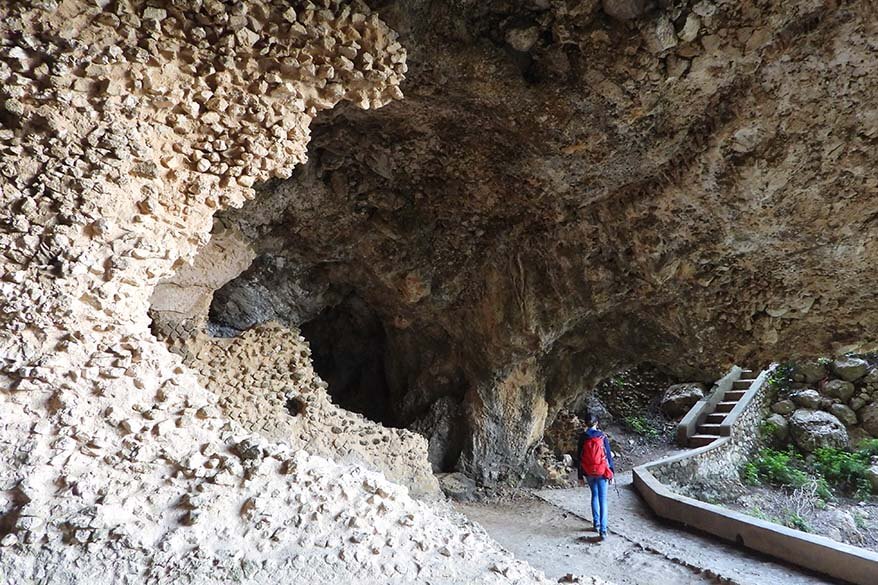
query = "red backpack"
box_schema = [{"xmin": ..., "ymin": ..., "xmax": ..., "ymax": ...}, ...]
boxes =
[{"xmin": 580, "ymin": 435, "xmax": 613, "ymax": 479}]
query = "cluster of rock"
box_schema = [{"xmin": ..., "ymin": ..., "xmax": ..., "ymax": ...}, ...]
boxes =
[
  {"xmin": 0, "ymin": 1, "xmax": 556, "ymax": 583},
  {"xmin": 148, "ymin": 218, "xmax": 439, "ymax": 497},
  {"xmin": 169, "ymin": 322, "xmax": 441, "ymax": 498},
  {"xmin": 767, "ymin": 357, "xmax": 878, "ymax": 452}
]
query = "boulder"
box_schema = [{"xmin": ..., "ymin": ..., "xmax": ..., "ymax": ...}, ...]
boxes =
[
  {"xmin": 771, "ymin": 399, "xmax": 795, "ymax": 415},
  {"xmin": 862, "ymin": 367, "xmax": 878, "ymax": 389},
  {"xmin": 850, "ymin": 396, "xmax": 867, "ymax": 411},
  {"xmin": 436, "ymin": 472, "xmax": 477, "ymax": 502},
  {"xmin": 860, "ymin": 402, "xmax": 878, "ymax": 436},
  {"xmin": 822, "ymin": 379, "xmax": 855, "ymax": 402},
  {"xmin": 765, "ymin": 413, "xmax": 789, "ymax": 442},
  {"xmin": 831, "ymin": 357, "xmax": 869, "ymax": 382},
  {"xmin": 790, "ymin": 389, "xmax": 820, "ymax": 409},
  {"xmin": 602, "ymin": 0, "xmax": 649, "ymax": 21},
  {"xmin": 793, "ymin": 360, "xmax": 828, "ymax": 383},
  {"xmin": 660, "ymin": 382, "xmax": 706, "ymax": 417},
  {"xmin": 789, "ymin": 409, "xmax": 849, "ymax": 452},
  {"xmin": 849, "ymin": 426, "xmax": 873, "ymax": 447},
  {"xmin": 866, "ymin": 465, "xmax": 878, "ymax": 494},
  {"xmin": 829, "ymin": 403, "xmax": 857, "ymax": 427}
]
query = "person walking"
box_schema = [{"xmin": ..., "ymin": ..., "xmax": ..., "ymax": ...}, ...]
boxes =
[{"xmin": 577, "ymin": 414, "xmax": 614, "ymax": 539}]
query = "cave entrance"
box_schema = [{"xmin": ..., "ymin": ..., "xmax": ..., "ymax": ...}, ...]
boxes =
[{"xmin": 300, "ymin": 294, "xmax": 395, "ymax": 427}]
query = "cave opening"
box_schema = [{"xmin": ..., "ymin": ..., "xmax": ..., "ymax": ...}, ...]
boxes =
[{"xmin": 299, "ymin": 294, "xmax": 397, "ymax": 428}]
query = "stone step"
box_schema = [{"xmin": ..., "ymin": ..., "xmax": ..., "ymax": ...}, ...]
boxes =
[
  {"xmin": 740, "ymin": 369, "xmax": 757, "ymax": 378},
  {"xmin": 713, "ymin": 401, "xmax": 737, "ymax": 413},
  {"xmin": 724, "ymin": 390, "xmax": 746, "ymax": 401},
  {"xmin": 689, "ymin": 434, "xmax": 719, "ymax": 447},
  {"xmin": 705, "ymin": 413, "xmax": 726, "ymax": 424},
  {"xmin": 732, "ymin": 379, "xmax": 754, "ymax": 390},
  {"xmin": 697, "ymin": 423, "xmax": 722, "ymax": 434}
]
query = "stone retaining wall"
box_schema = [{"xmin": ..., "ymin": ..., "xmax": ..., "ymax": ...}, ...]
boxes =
[{"xmin": 652, "ymin": 367, "xmax": 773, "ymax": 489}]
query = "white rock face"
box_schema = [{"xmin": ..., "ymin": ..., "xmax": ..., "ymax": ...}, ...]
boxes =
[{"xmin": 0, "ymin": 2, "xmax": 555, "ymax": 584}]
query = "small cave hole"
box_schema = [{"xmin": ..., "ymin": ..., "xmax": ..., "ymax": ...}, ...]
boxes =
[
  {"xmin": 285, "ymin": 396, "xmax": 307, "ymax": 417},
  {"xmin": 300, "ymin": 294, "xmax": 396, "ymax": 428}
]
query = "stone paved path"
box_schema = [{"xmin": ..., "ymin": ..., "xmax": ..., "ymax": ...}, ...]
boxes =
[{"xmin": 457, "ymin": 471, "xmax": 838, "ymax": 585}]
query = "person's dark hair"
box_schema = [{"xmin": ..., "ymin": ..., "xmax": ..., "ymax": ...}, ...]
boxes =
[{"xmin": 585, "ymin": 414, "xmax": 599, "ymax": 427}]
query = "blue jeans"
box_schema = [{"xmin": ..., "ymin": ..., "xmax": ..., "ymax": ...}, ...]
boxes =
[{"xmin": 586, "ymin": 476, "xmax": 608, "ymax": 534}]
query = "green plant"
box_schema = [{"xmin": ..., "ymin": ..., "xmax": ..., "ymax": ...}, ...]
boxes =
[
  {"xmin": 623, "ymin": 415, "xmax": 659, "ymax": 439},
  {"xmin": 856, "ymin": 438, "xmax": 878, "ymax": 457},
  {"xmin": 765, "ymin": 363, "xmax": 794, "ymax": 393},
  {"xmin": 812, "ymin": 446, "xmax": 875, "ymax": 497},
  {"xmin": 740, "ymin": 447, "xmax": 832, "ymax": 500},
  {"xmin": 786, "ymin": 512, "xmax": 810, "ymax": 532},
  {"xmin": 759, "ymin": 420, "xmax": 780, "ymax": 439}
]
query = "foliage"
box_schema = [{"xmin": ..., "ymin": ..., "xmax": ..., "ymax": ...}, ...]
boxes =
[
  {"xmin": 741, "ymin": 447, "xmax": 832, "ymax": 500},
  {"xmin": 813, "ymin": 445, "xmax": 874, "ymax": 498},
  {"xmin": 759, "ymin": 420, "xmax": 779, "ymax": 439},
  {"xmin": 744, "ymin": 442, "xmax": 878, "ymax": 501},
  {"xmin": 765, "ymin": 363, "xmax": 794, "ymax": 393},
  {"xmin": 785, "ymin": 512, "xmax": 811, "ymax": 532},
  {"xmin": 856, "ymin": 438, "xmax": 878, "ymax": 457},
  {"xmin": 623, "ymin": 415, "xmax": 659, "ymax": 439}
]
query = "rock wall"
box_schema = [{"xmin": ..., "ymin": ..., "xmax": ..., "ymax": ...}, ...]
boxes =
[
  {"xmin": 149, "ymin": 217, "xmax": 439, "ymax": 497},
  {"xmin": 166, "ymin": 322, "xmax": 440, "ymax": 497},
  {"xmin": 0, "ymin": 2, "xmax": 551, "ymax": 583},
  {"xmin": 207, "ymin": 0, "xmax": 878, "ymax": 483},
  {"xmin": 769, "ymin": 357, "xmax": 878, "ymax": 451}
]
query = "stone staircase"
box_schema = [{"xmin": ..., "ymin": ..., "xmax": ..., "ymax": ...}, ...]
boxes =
[{"xmin": 688, "ymin": 368, "xmax": 757, "ymax": 448}]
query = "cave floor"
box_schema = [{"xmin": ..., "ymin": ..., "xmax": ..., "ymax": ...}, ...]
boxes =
[{"xmin": 456, "ymin": 471, "xmax": 838, "ymax": 585}]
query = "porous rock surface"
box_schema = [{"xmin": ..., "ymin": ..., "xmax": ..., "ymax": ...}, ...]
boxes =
[
  {"xmin": 205, "ymin": 0, "xmax": 878, "ymax": 482},
  {"xmin": 0, "ymin": 1, "xmax": 553, "ymax": 584}
]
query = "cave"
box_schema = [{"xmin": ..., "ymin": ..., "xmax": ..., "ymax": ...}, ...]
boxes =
[
  {"xmin": 5, "ymin": 1, "xmax": 878, "ymax": 583},
  {"xmin": 299, "ymin": 295, "xmax": 395, "ymax": 427}
]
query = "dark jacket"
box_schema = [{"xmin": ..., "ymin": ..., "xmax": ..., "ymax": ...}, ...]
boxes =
[{"xmin": 576, "ymin": 428, "xmax": 615, "ymax": 480}]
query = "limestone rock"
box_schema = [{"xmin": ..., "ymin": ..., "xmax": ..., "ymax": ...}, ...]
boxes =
[
  {"xmin": 765, "ymin": 413, "xmax": 789, "ymax": 442},
  {"xmin": 822, "ymin": 379, "xmax": 856, "ymax": 402},
  {"xmin": 831, "ymin": 357, "xmax": 869, "ymax": 382},
  {"xmin": 602, "ymin": 0, "xmax": 649, "ymax": 21},
  {"xmin": 793, "ymin": 360, "xmax": 827, "ymax": 384},
  {"xmin": 660, "ymin": 383, "xmax": 706, "ymax": 417},
  {"xmin": 505, "ymin": 27, "xmax": 540, "ymax": 52},
  {"xmin": 771, "ymin": 399, "xmax": 795, "ymax": 415},
  {"xmin": 437, "ymin": 472, "xmax": 478, "ymax": 502},
  {"xmin": 790, "ymin": 389, "xmax": 820, "ymax": 409},
  {"xmin": 866, "ymin": 465, "xmax": 878, "ymax": 493},
  {"xmin": 829, "ymin": 403, "xmax": 857, "ymax": 427},
  {"xmin": 861, "ymin": 402, "xmax": 878, "ymax": 437},
  {"xmin": 789, "ymin": 409, "xmax": 849, "ymax": 453}
]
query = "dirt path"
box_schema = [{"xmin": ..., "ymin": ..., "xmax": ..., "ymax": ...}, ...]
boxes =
[{"xmin": 457, "ymin": 471, "xmax": 839, "ymax": 585}]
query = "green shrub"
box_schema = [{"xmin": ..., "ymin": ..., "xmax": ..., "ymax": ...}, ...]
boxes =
[
  {"xmin": 813, "ymin": 445, "xmax": 875, "ymax": 497},
  {"xmin": 766, "ymin": 363, "xmax": 794, "ymax": 393},
  {"xmin": 623, "ymin": 415, "xmax": 659, "ymax": 439},
  {"xmin": 786, "ymin": 512, "xmax": 811, "ymax": 532},
  {"xmin": 856, "ymin": 438, "xmax": 878, "ymax": 457},
  {"xmin": 741, "ymin": 448, "xmax": 832, "ymax": 500}
]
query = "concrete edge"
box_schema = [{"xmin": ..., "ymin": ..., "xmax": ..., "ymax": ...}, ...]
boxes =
[
  {"xmin": 721, "ymin": 367, "xmax": 771, "ymax": 436},
  {"xmin": 677, "ymin": 366, "xmax": 742, "ymax": 446},
  {"xmin": 636, "ymin": 365, "xmax": 878, "ymax": 585}
]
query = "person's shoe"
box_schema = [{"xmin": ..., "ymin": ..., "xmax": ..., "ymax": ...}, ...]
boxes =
[
  {"xmin": 599, "ymin": 531, "xmax": 608, "ymax": 539},
  {"xmin": 590, "ymin": 524, "xmax": 598, "ymax": 532}
]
